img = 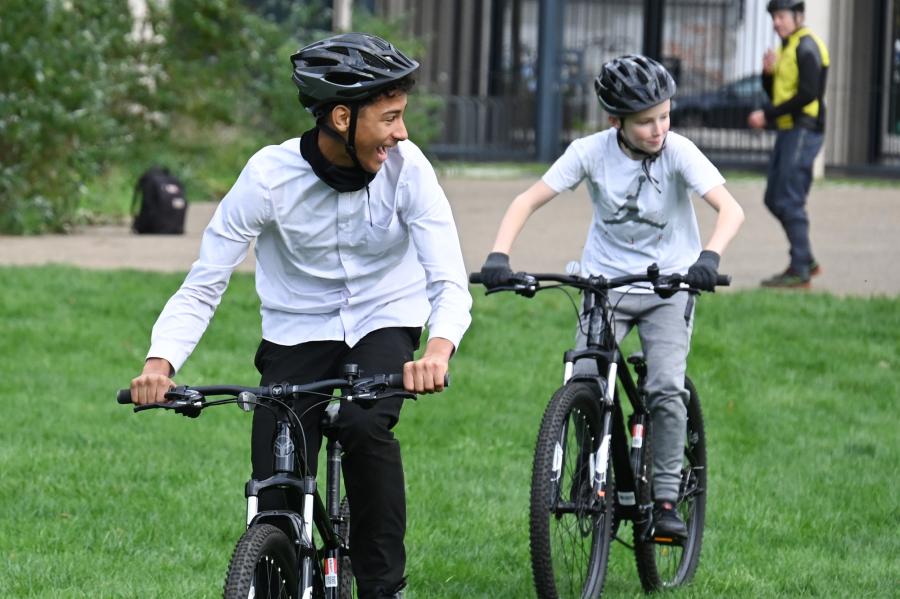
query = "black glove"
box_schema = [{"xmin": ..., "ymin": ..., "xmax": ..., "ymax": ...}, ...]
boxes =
[
  {"xmin": 686, "ymin": 250, "xmax": 721, "ymax": 291},
  {"xmin": 480, "ymin": 252, "xmax": 514, "ymax": 288}
]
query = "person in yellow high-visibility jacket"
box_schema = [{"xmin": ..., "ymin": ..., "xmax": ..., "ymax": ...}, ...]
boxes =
[{"xmin": 748, "ymin": 0, "xmax": 829, "ymax": 288}]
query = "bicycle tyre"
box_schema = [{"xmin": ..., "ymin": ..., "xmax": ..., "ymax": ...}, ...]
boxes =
[
  {"xmin": 224, "ymin": 523, "xmax": 299, "ymax": 599},
  {"xmin": 337, "ymin": 497, "xmax": 354, "ymax": 599},
  {"xmin": 311, "ymin": 496, "xmax": 353, "ymax": 599},
  {"xmin": 633, "ymin": 376, "xmax": 707, "ymax": 591},
  {"xmin": 530, "ymin": 382, "xmax": 614, "ymax": 599}
]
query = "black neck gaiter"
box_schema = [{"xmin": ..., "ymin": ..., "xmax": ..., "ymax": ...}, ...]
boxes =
[{"xmin": 300, "ymin": 127, "xmax": 375, "ymax": 193}]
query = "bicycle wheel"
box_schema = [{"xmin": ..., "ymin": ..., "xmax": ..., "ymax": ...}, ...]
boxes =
[
  {"xmin": 314, "ymin": 497, "xmax": 353, "ymax": 599},
  {"xmin": 224, "ymin": 523, "xmax": 299, "ymax": 599},
  {"xmin": 337, "ymin": 497, "xmax": 354, "ymax": 599},
  {"xmin": 530, "ymin": 382, "xmax": 614, "ymax": 599},
  {"xmin": 634, "ymin": 376, "xmax": 707, "ymax": 591}
]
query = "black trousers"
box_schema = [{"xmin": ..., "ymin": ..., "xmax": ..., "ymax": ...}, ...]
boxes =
[{"xmin": 251, "ymin": 327, "xmax": 421, "ymax": 598}]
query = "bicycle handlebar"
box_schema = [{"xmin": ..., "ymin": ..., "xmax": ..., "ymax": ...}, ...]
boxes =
[
  {"xmin": 117, "ymin": 371, "xmax": 448, "ymax": 411},
  {"xmin": 469, "ymin": 263, "xmax": 730, "ymax": 295}
]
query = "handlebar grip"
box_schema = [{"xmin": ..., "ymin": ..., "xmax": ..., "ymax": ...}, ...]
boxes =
[
  {"xmin": 117, "ymin": 389, "xmax": 132, "ymax": 404},
  {"xmin": 716, "ymin": 274, "xmax": 732, "ymax": 286},
  {"xmin": 469, "ymin": 272, "xmax": 483, "ymax": 284}
]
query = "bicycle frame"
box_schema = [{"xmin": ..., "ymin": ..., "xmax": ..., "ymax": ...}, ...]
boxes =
[
  {"xmin": 244, "ymin": 400, "xmax": 348, "ymax": 599},
  {"xmin": 559, "ymin": 284, "xmax": 654, "ymax": 528}
]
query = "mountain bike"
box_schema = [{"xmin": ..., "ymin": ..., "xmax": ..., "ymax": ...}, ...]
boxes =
[
  {"xmin": 471, "ymin": 264, "xmax": 729, "ymax": 598},
  {"xmin": 117, "ymin": 364, "xmax": 433, "ymax": 599}
]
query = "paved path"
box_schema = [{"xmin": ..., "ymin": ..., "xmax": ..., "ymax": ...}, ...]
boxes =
[{"xmin": 1, "ymin": 178, "xmax": 897, "ymax": 296}]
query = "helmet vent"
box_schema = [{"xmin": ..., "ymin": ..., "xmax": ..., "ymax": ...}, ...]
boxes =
[
  {"xmin": 304, "ymin": 57, "xmax": 335, "ymax": 67},
  {"xmin": 326, "ymin": 72, "xmax": 367, "ymax": 85}
]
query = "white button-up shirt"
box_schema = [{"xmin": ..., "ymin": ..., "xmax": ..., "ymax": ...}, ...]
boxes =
[{"xmin": 148, "ymin": 138, "xmax": 472, "ymax": 373}]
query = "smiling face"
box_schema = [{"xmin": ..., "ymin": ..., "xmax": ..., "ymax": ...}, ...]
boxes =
[
  {"xmin": 353, "ymin": 92, "xmax": 409, "ymax": 173},
  {"xmin": 613, "ymin": 99, "xmax": 671, "ymax": 155},
  {"xmin": 771, "ymin": 9, "xmax": 802, "ymax": 39},
  {"xmin": 323, "ymin": 92, "xmax": 410, "ymax": 174}
]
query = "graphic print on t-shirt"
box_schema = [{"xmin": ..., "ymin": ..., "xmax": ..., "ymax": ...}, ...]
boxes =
[{"xmin": 603, "ymin": 174, "xmax": 667, "ymax": 230}]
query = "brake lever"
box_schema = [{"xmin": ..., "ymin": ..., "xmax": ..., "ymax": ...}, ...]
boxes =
[
  {"xmin": 132, "ymin": 387, "xmax": 205, "ymax": 417},
  {"xmin": 482, "ymin": 273, "xmax": 538, "ymax": 297},
  {"xmin": 346, "ymin": 390, "xmax": 417, "ymax": 402},
  {"xmin": 132, "ymin": 397, "xmax": 204, "ymax": 416},
  {"xmin": 376, "ymin": 391, "xmax": 418, "ymax": 401}
]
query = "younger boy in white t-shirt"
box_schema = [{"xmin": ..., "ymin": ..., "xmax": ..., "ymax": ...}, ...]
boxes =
[{"xmin": 480, "ymin": 55, "xmax": 744, "ymax": 538}]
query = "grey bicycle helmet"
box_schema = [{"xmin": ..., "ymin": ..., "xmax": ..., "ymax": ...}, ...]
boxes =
[
  {"xmin": 766, "ymin": 0, "xmax": 804, "ymax": 13},
  {"xmin": 291, "ymin": 32, "xmax": 419, "ymax": 115},
  {"xmin": 594, "ymin": 54, "xmax": 676, "ymax": 117}
]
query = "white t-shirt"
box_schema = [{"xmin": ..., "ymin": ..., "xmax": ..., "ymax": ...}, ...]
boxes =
[
  {"xmin": 148, "ymin": 138, "xmax": 472, "ymax": 373},
  {"xmin": 542, "ymin": 128, "xmax": 724, "ymax": 287}
]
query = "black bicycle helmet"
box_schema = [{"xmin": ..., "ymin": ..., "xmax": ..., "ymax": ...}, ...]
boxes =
[
  {"xmin": 594, "ymin": 54, "xmax": 676, "ymax": 117},
  {"xmin": 291, "ymin": 32, "xmax": 419, "ymax": 115},
  {"xmin": 766, "ymin": 0, "xmax": 804, "ymax": 13}
]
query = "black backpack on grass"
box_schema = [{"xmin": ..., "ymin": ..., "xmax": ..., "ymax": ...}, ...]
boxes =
[{"xmin": 131, "ymin": 166, "xmax": 187, "ymax": 234}]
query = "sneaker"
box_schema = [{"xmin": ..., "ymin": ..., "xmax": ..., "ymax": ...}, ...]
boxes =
[
  {"xmin": 761, "ymin": 267, "xmax": 811, "ymax": 288},
  {"xmin": 652, "ymin": 500, "xmax": 688, "ymax": 541},
  {"xmin": 809, "ymin": 259, "xmax": 822, "ymax": 277}
]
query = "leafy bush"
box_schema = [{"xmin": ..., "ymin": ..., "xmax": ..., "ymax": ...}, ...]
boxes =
[
  {"xmin": 159, "ymin": 0, "xmax": 318, "ymax": 136},
  {"xmin": 0, "ymin": 0, "xmax": 440, "ymax": 234},
  {"xmin": 157, "ymin": 1, "xmax": 441, "ymax": 154},
  {"xmin": 0, "ymin": 0, "xmax": 166, "ymax": 233}
]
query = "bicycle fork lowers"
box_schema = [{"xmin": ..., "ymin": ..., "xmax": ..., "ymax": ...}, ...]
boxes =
[
  {"xmin": 566, "ymin": 346, "xmax": 656, "ymax": 536},
  {"xmin": 244, "ymin": 406, "xmax": 348, "ymax": 599}
]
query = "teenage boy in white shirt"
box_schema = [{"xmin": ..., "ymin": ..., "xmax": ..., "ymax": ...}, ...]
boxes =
[
  {"xmin": 480, "ymin": 55, "xmax": 743, "ymax": 539},
  {"xmin": 129, "ymin": 33, "xmax": 472, "ymax": 599}
]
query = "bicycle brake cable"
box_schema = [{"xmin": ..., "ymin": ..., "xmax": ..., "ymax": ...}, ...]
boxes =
[
  {"xmin": 537, "ymin": 284, "xmax": 586, "ymax": 336},
  {"xmin": 246, "ymin": 391, "xmax": 323, "ymax": 473}
]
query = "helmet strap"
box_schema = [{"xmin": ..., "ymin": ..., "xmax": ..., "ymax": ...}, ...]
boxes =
[
  {"xmin": 616, "ymin": 125, "xmax": 665, "ymax": 192},
  {"xmin": 313, "ymin": 105, "xmax": 374, "ymax": 219},
  {"xmin": 319, "ymin": 104, "xmax": 368, "ymax": 174}
]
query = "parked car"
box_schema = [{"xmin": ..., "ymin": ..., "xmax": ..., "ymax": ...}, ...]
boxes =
[{"xmin": 671, "ymin": 75, "xmax": 768, "ymax": 129}]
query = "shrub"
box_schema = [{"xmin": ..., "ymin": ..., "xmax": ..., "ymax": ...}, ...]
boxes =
[
  {"xmin": 0, "ymin": 0, "xmax": 439, "ymax": 234},
  {"xmin": 0, "ymin": 0, "xmax": 166, "ymax": 233}
]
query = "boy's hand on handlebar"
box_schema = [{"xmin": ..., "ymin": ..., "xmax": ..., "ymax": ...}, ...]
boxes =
[
  {"xmin": 403, "ymin": 338, "xmax": 453, "ymax": 394},
  {"xmin": 130, "ymin": 358, "xmax": 176, "ymax": 405},
  {"xmin": 686, "ymin": 250, "xmax": 721, "ymax": 291},
  {"xmin": 480, "ymin": 252, "xmax": 514, "ymax": 288}
]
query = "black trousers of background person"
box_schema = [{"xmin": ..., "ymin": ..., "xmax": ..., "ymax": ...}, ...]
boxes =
[{"xmin": 251, "ymin": 327, "xmax": 422, "ymax": 598}]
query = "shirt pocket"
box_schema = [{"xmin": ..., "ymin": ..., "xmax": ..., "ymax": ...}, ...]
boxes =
[
  {"xmin": 362, "ymin": 185, "xmax": 407, "ymax": 253},
  {"xmin": 362, "ymin": 187, "xmax": 408, "ymax": 256},
  {"xmin": 362, "ymin": 214, "xmax": 407, "ymax": 257}
]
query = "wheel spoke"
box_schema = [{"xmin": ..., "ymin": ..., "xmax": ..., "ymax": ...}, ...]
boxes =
[
  {"xmin": 550, "ymin": 405, "xmax": 607, "ymax": 595},
  {"xmin": 633, "ymin": 378, "xmax": 707, "ymax": 592},
  {"xmin": 531, "ymin": 384, "xmax": 613, "ymax": 599},
  {"xmin": 225, "ymin": 523, "xmax": 298, "ymax": 599}
]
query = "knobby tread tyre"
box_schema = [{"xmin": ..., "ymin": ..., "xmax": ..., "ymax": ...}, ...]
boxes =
[
  {"xmin": 338, "ymin": 497, "xmax": 354, "ymax": 599},
  {"xmin": 529, "ymin": 382, "xmax": 614, "ymax": 599},
  {"xmin": 224, "ymin": 523, "xmax": 299, "ymax": 599},
  {"xmin": 634, "ymin": 376, "xmax": 707, "ymax": 591}
]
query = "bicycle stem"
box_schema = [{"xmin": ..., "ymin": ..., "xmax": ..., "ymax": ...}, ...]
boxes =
[
  {"xmin": 274, "ymin": 421, "xmax": 294, "ymax": 474},
  {"xmin": 326, "ymin": 437, "xmax": 342, "ymax": 520}
]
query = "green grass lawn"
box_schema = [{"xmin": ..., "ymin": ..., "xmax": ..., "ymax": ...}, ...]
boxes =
[{"xmin": 1, "ymin": 266, "xmax": 897, "ymax": 598}]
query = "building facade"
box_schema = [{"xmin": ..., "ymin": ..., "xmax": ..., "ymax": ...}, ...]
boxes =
[{"xmin": 368, "ymin": 0, "xmax": 900, "ymax": 175}]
